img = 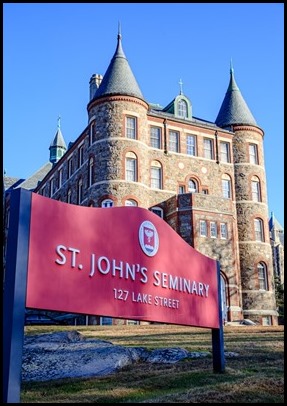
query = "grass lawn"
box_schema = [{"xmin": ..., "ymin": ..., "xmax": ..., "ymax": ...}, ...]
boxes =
[{"xmin": 21, "ymin": 324, "xmax": 284, "ymax": 403}]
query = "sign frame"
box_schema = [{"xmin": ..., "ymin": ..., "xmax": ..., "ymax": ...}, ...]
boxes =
[{"xmin": 3, "ymin": 188, "xmax": 225, "ymax": 403}]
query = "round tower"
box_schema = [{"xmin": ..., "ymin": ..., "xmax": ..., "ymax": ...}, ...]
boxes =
[
  {"xmin": 215, "ymin": 65, "xmax": 278, "ymax": 325},
  {"xmin": 86, "ymin": 28, "xmax": 153, "ymax": 208}
]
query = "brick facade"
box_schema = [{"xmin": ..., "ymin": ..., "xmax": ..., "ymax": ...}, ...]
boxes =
[{"xmin": 32, "ymin": 88, "xmax": 278, "ymax": 325}]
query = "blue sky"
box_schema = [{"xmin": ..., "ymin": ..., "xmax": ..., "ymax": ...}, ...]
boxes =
[{"xmin": 3, "ymin": 3, "xmax": 284, "ymax": 225}]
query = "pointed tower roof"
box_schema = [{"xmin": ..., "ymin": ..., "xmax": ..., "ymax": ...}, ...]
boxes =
[
  {"xmin": 94, "ymin": 26, "xmax": 144, "ymax": 101},
  {"xmin": 49, "ymin": 116, "xmax": 67, "ymax": 149},
  {"xmin": 49, "ymin": 116, "xmax": 67, "ymax": 165},
  {"xmin": 215, "ymin": 63, "xmax": 257, "ymax": 128}
]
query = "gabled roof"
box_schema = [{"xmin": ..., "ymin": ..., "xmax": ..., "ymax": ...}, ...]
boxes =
[
  {"xmin": 215, "ymin": 66, "xmax": 257, "ymax": 128},
  {"xmin": 93, "ymin": 30, "xmax": 144, "ymax": 101}
]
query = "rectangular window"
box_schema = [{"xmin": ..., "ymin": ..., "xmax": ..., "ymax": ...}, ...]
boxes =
[
  {"xmin": 254, "ymin": 219, "xmax": 264, "ymax": 241},
  {"xmin": 151, "ymin": 167, "xmax": 161, "ymax": 189},
  {"xmin": 90, "ymin": 122, "xmax": 96, "ymax": 145},
  {"xmin": 262, "ymin": 316, "xmax": 271, "ymax": 326},
  {"xmin": 178, "ymin": 185, "xmax": 185, "ymax": 194},
  {"xmin": 186, "ymin": 134, "xmax": 196, "ymax": 156},
  {"xmin": 204, "ymin": 138, "xmax": 214, "ymax": 159},
  {"xmin": 220, "ymin": 223, "xmax": 228, "ymax": 239},
  {"xmin": 150, "ymin": 127, "xmax": 161, "ymax": 149},
  {"xmin": 50, "ymin": 179, "xmax": 54, "ymax": 197},
  {"xmin": 210, "ymin": 221, "xmax": 217, "ymax": 238},
  {"xmin": 68, "ymin": 157, "xmax": 73, "ymax": 178},
  {"xmin": 252, "ymin": 180, "xmax": 261, "ymax": 202},
  {"xmin": 151, "ymin": 207, "xmax": 163, "ymax": 218},
  {"xmin": 78, "ymin": 144, "xmax": 84, "ymax": 167},
  {"xmin": 126, "ymin": 116, "xmax": 137, "ymax": 139},
  {"xmin": 77, "ymin": 180, "xmax": 83, "ymax": 204},
  {"xmin": 258, "ymin": 267, "xmax": 268, "ymax": 290},
  {"xmin": 58, "ymin": 168, "xmax": 63, "ymax": 188},
  {"xmin": 126, "ymin": 158, "xmax": 136, "ymax": 181},
  {"xmin": 222, "ymin": 179, "xmax": 231, "ymax": 198},
  {"xmin": 100, "ymin": 317, "xmax": 113, "ymax": 325},
  {"xmin": 169, "ymin": 130, "xmax": 179, "ymax": 152},
  {"xmin": 220, "ymin": 142, "xmax": 230, "ymax": 163},
  {"xmin": 249, "ymin": 144, "xmax": 259, "ymax": 164},
  {"xmin": 200, "ymin": 220, "xmax": 207, "ymax": 237}
]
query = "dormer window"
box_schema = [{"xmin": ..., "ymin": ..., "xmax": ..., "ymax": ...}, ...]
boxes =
[{"xmin": 178, "ymin": 99, "xmax": 188, "ymax": 118}]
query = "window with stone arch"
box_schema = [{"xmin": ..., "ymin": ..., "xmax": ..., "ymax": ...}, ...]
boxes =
[
  {"xmin": 222, "ymin": 174, "xmax": 232, "ymax": 199},
  {"xmin": 101, "ymin": 199, "xmax": 114, "ymax": 208},
  {"xmin": 257, "ymin": 262, "xmax": 268, "ymax": 290},
  {"xmin": 125, "ymin": 199, "xmax": 138, "ymax": 207},
  {"xmin": 251, "ymin": 175, "xmax": 261, "ymax": 202},
  {"xmin": 188, "ymin": 178, "xmax": 198, "ymax": 193},
  {"xmin": 254, "ymin": 218, "xmax": 264, "ymax": 242},
  {"xmin": 151, "ymin": 160, "xmax": 162, "ymax": 189},
  {"xmin": 125, "ymin": 152, "xmax": 137, "ymax": 182}
]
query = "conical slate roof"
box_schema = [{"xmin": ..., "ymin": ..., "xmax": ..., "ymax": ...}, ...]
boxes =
[
  {"xmin": 94, "ymin": 31, "xmax": 144, "ymax": 101},
  {"xmin": 215, "ymin": 66, "xmax": 257, "ymax": 128},
  {"xmin": 50, "ymin": 126, "xmax": 66, "ymax": 149}
]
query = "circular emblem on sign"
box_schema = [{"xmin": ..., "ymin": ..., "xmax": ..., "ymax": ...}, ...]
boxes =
[{"xmin": 139, "ymin": 221, "xmax": 159, "ymax": 257}]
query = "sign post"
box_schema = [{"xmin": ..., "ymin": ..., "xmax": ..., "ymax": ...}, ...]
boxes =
[
  {"xmin": 212, "ymin": 261, "xmax": 225, "ymax": 373},
  {"xmin": 3, "ymin": 189, "xmax": 32, "ymax": 403}
]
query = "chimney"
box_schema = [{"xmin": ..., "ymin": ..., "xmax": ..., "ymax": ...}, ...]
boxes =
[{"xmin": 89, "ymin": 74, "xmax": 103, "ymax": 100}]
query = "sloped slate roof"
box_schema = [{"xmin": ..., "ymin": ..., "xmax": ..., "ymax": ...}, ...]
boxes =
[
  {"xmin": 3, "ymin": 176, "xmax": 25, "ymax": 191},
  {"xmin": 215, "ymin": 68, "xmax": 257, "ymax": 128},
  {"xmin": 94, "ymin": 33, "xmax": 144, "ymax": 101},
  {"xmin": 7, "ymin": 162, "xmax": 53, "ymax": 191}
]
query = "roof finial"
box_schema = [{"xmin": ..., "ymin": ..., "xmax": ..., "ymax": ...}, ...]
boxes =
[
  {"xmin": 179, "ymin": 78, "xmax": 183, "ymax": 95},
  {"xmin": 118, "ymin": 21, "xmax": 121, "ymax": 40},
  {"xmin": 57, "ymin": 115, "xmax": 61, "ymax": 130},
  {"xmin": 230, "ymin": 58, "xmax": 234, "ymax": 74}
]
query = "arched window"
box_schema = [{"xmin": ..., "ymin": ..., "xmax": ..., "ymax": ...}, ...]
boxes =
[
  {"xmin": 251, "ymin": 176, "xmax": 261, "ymax": 202},
  {"xmin": 151, "ymin": 160, "xmax": 162, "ymax": 189},
  {"xmin": 88, "ymin": 156, "xmax": 95, "ymax": 187},
  {"xmin": 101, "ymin": 199, "xmax": 114, "ymax": 208},
  {"xmin": 77, "ymin": 178, "xmax": 83, "ymax": 204},
  {"xmin": 178, "ymin": 99, "xmax": 188, "ymax": 118},
  {"xmin": 222, "ymin": 174, "xmax": 232, "ymax": 199},
  {"xmin": 188, "ymin": 178, "xmax": 198, "ymax": 193},
  {"xmin": 125, "ymin": 152, "xmax": 137, "ymax": 181},
  {"xmin": 257, "ymin": 262, "xmax": 268, "ymax": 290},
  {"xmin": 254, "ymin": 218, "xmax": 264, "ymax": 241},
  {"xmin": 125, "ymin": 199, "xmax": 138, "ymax": 207}
]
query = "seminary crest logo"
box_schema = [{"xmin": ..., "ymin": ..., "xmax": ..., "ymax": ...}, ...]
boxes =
[{"xmin": 139, "ymin": 220, "xmax": 159, "ymax": 257}]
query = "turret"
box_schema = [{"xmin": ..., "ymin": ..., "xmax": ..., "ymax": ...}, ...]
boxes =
[
  {"xmin": 216, "ymin": 63, "xmax": 277, "ymax": 325},
  {"xmin": 49, "ymin": 116, "xmax": 67, "ymax": 165}
]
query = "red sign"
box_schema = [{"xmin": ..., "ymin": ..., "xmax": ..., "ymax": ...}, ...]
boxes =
[{"xmin": 26, "ymin": 193, "xmax": 219, "ymax": 328}]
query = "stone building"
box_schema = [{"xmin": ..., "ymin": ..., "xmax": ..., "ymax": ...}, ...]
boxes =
[{"xmin": 4, "ymin": 29, "xmax": 278, "ymax": 326}]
